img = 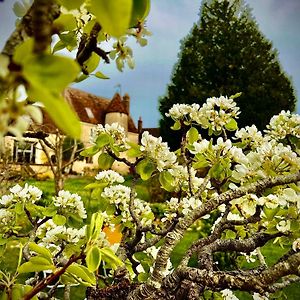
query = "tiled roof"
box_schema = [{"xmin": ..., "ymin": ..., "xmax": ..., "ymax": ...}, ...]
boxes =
[
  {"xmin": 106, "ymin": 93, "xmax": 128, "ymax": 115},
  {"xmin": 40, "ymin": 87, "xmax": 137, "ymax": 133}
]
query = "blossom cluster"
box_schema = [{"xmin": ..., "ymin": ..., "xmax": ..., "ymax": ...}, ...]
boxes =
[
  {"xmin": 166, "ymin": 96, "xmax": 240, "ymax": 133},
  {"xmin": 101, "ymin": 184, "xmax": 153, "ymax": 227},
  {"xmin": 90, "ymin": 122, "xmax": 127, "ymax": 147},
  {"xmin": 162, "ymin": 196, "xmax": 203, "ymax": 222},
  {"xmin": 192, "ymin": 137, "xmax": 247, "ymax": 165},
  {"xmin": 36, "ymin": 220, "xmax": 86, "ymax": 255},
  {"xmin": 53, "ymin": 190, "xmax": 87, "ymax": 219},
  {"xmin": 232, "ymin": 140, "xmax": 300, "ymax": 184},
  {"xmin": 192, "ymin": 96, "xmax": 240, "ymax": 132},
  {"xmin": 140, "ymin": 131, "xmax": 177, "ymax": 171},
  {"xmin": 0, "ymin": 184, "xmax": 42, "ymax": 206},
  {"xmin": 234, "ymin": 125, "xmax": 264, "ymax": 149},
  {"xmin": 265, "ymin": 110, "xmax": 300, "ymax": 140},
  {"xmin": 95, "ymin": 170, "xmax": 125, "ymax": 184}
]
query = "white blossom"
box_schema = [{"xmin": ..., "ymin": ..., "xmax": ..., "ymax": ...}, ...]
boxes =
[
  {"xmin": 221, "ymin": 289, "xmax": 239, "ymax": 300},
  {"xmin": 276, "ymin": 220, "xmax": 291, "ymax": 233},
  {"xmin": 0, "ymin": 194, "xmax": 14, "ymax": 206},
  {"xmin": 91, "ymin": 122, "xmax": 127, "ymax": 146},
  {"xmin": 235, "ymin": 125, "xmax": 264, "ymax": 148},
  {"xmin": 265, "ymin": 110, "xmax": 300, "ymax": 140},
  {"xmin": 227, "ymin": 212, "xmax": 244, "ymax": 221},
  {"xmin": 292, "ymin": 238, "xmax": 300, "ymax": 252},
  {"xmin": 140, "ymin": 131, "xmax": 177, "ymax": 171},
  {"xmin": 0, "ymin": 209, "xmax": 14, "ymax": 226},
  {"xmin": 53, "ymin": 190, "xmax": 87, "ymax": 219},
  {"xmin": 253, "ymin": 293, "xmax": 269, "ymax": 300},
  {"xmin": 95, "ymin": 170, "xmax": 125, "ymax": 184}
]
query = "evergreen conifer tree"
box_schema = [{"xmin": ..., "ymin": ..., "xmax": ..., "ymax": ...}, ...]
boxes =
[{"xmin": 159, "ymin": 0, "xmax": 296, "ymax": 149}]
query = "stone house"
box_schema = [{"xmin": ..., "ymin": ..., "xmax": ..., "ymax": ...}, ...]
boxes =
[{"xmin": 2, "ymin": 87, "xmax": 141, "ymax": 175}]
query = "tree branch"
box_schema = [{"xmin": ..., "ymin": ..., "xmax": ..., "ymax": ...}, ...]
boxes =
[{"xmin": 128, "ymin": 171, "xmax": 300, "ymax": 299}]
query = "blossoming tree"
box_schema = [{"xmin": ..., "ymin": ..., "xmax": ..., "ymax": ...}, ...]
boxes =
[{"xmin": 1, "ymin": 95, "xmax": 300, "ymax": 300}]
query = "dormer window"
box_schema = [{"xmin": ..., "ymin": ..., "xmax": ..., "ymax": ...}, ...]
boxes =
[{"xmin": 85, "ymin": 107, "xmax": 95, "ymax": 119}]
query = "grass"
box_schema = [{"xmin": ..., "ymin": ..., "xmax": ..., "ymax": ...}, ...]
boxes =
[{"xmin": 23, "ymin": 176, "xmax": 94, "ymax": 199}]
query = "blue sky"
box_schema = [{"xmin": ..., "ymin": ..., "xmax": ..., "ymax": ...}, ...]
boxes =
[{"xmin": 1, "ymin": 0, "xmax": 299, "ymax": 128}]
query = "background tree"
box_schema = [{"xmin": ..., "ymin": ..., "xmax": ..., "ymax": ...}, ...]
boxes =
[{"xmin": 159, "ymin": 0, "xmax": 296, "ymax": 150}]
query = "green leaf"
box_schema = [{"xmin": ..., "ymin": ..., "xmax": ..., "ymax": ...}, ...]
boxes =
[
  {"xmin": 83, "ymin": 52, "xmax": 100, "ymax": 74},
  {"xmin": 126, "ymin": 143, "xmax": 142, "ymax": 158},
  {"xmin": 86, "ymin": 246, "xmax": 102, "ymax": 272},
  {"xmin": 136, "ymin": 159, "xmax": 156, "ymax": 180},
  {"xmin": 23, "ymin": 54, "xmax": 80, "ymax": 92},
  {"xmin": 57, "ymin": 0, "xmax": 85, "ymax": 10},
  {"xmin": 99, "ymin": 247, "xmax": 123, "ymax": 270},
  {"xmin": 98, "ymin": 152, "xmax": 115, "ymax": 170},
  {"xmin": 53, "ymin": 214, "xmax": 67, "ymax": 226},
  {"xmin": 130, "ymin": 0, "xmax": 150, "ymax": 26},
  {"xmin": 229, "ymin": 92, "xmax": 242, "ymax": 99},
  {"xmin": 88, "ymin": 0, "xmax": 133, "ymax": 37},
  {"xmin": 13, "ymin": 38, "xmax": 34, "ymax": 64},
  {"xmin": 96, "ymin": 133, "xmax": 111, "ymax": 149},
  {"xmin": 159, "ymin": 171, "xmax": 175, "ymax": 192},
  {"xmin": 225, "ymin": 118, "xmax": 238, "ymax": 131},
  {"xmin": 30, "ymin": 256, "xmax": 53, "ymax": 266},
  {"xmin": 94, "ymin": 71, "xmax": 110, "ymax": 79},
  {"xmin": 225, "ymin": 230, "xmax": 236, "ymax": 239},
  {"xmin": 42, "ymin": 206, "xmax": 57, "ymax": 217},
  {"xmin": 80, "ymin": 145, "xmax": 99, "ymax": 157},
  {"xmin": 28, "ymin": 242, "xmax": 52, "ymax": 262},
  {"xmin": 91, "ymin": 212, "xmax": 104, "ymax": 241},
  {"xmin": 171, "ymin": 120, "xmax": 181, "ymax": 130},
  {"xmin": 18, "ymin": 261, "xmax": 54, "ymax": 273},
  {"xmin": 187, "ymin": 127, "xmax": 199, "ymax": 144},
  {"xmin": 54, "ymin": 14, "xmax": 77, "ymax": 32},
  {"xmin": 11, "ymin": 284, "xmax": 38, "ymax": 300},
  {"xmin": 66, "ymin": 263, "xmax": 96, "ymax": 285},
  {"xmin": 193, "ymin": 154, "xmax": 209, "ymax": 169},
  {"xmin": 137, "ymin": 272, "xmax": 149, "ymax": 282},
  {"xmin": 28, "ymin": 87, "xmax": 81, "ymax": 139},
  {"xmin": 59, "ymin": 32, "xmax": 78, "ymax": 51},
  {"xmin": 15, "ymin": 202, "xmax": 24, "ymax": 215},
  {"xmin": 52, "ymin": 40, "xmax": 66, "ymax": 53}
]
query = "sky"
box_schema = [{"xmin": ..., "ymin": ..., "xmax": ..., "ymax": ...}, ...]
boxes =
[{"xmin": 1, "ymin": 0, "xmax": 299, "ymax": 128}]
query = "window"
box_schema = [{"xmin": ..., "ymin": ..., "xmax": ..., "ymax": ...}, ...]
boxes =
[{"xmin": 13, "ymin": 140, "xmax": 36, "ymax": 164}]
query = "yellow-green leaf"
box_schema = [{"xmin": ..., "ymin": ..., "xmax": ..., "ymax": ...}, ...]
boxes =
[
  {"xmin": 18, "ymin": 261, "xmax": 54, "ymax": 273},
  {"xmin": 86, "ymin": 246, "xmax": 102, "ymax": 272},
  {"xmin": 99, "ymin": 247, "xmax": 123, "ymax": 270},
  {"xmin": 136, "ymin": 159, "xmax": 155, "ymax": 181},
  {"xmin": 94, "ymin": 71, "xmax": 110, "ymax": 79},
  {"xmin": 130, "ymin": 0, "xmax": 150, "ymax": 26},
  {"xmin": 57, "ymin": 0, "xmax": 84, "ymax": 10},
  {"xmin": 28, "ymin": 242, "xmax": 52, "ymax": 262},
  {"xmin": 88, "ymin": 0, "xmax": 133, "ymax": 37},
  {"xmin": 80, "ymin": 146, "xmax": 99, "ymax": 157},
  {"xmin": 66, "ymin": 263, "xmax": 96, "ymax": 285},
  {"xmin": 83, "ymin": 52, "xmax": 100, "ymax": 74},
  {"xmin": 23, "ymin": 54, "xmax": 80, "ymax": 92},
  {"xmin": 28, "ymin": 87, "xmax": 81, "ymax": 139},
  {"xmin": 54, "ymin": 14, "xmax": 77, "ymax": 32},
  {"xmin": 98, "ymin": 152, "xmax": 115, "ymax": 170},
  {"xmin": 159, "ymin": 171, "xmax": 175, "ymax": 192}
]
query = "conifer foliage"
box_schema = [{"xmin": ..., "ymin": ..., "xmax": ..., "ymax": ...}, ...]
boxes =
[{"xmin": 159, "ymin": 0, "xmax": 296, "ymax": 149}]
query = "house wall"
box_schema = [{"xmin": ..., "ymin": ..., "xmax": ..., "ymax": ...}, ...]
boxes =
[
  {"xmin": 105, "ymin": 112, "xmax": 128, "ymax": 132},
  {"xmin": 3, "ymin": 122, "xmax": 139, "ymax": 176}
]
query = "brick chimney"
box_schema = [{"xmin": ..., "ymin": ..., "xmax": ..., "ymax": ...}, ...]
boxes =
[{"xmin": 123, "ymin": 93, "xmax": 130, "ymax": 114}]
